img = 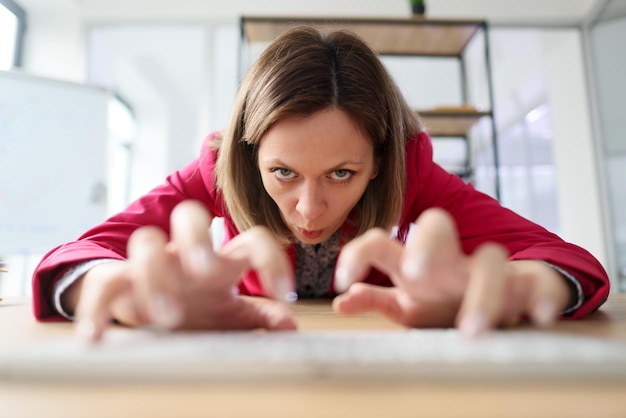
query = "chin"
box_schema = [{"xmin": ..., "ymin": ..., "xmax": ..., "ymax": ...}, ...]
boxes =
[{"xmin": 294, "ymin": 235, "xmax": 323, "ymax": 245}]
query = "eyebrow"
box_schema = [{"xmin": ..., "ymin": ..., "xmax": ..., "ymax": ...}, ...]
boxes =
[{"xmin": 262, "ymin": 158, "xmax": 366, "ymax": 169}]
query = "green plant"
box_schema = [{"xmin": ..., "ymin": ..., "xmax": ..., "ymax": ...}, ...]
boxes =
[{"xmin": 409, "ymin": 0, "xmax": 426, "ymax": 14}]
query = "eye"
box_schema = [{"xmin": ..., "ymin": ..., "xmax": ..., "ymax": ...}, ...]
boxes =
[
  {"xmin": 329, "ymin": 169, "xmax": 354, "ymax": 182},
  {"xmin": 271, "ymin": 167, "xmax": 296, "ymax": 180}
]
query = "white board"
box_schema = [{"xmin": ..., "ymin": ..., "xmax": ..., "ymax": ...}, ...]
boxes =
[{"xmin": 0, "ymin": 70, "xmax": 109, "ymax": 253}]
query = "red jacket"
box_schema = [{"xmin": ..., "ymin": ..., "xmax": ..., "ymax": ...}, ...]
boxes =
[{"xmin": 32, "ymin": 132, "xmax": 610, "ymax": 321}]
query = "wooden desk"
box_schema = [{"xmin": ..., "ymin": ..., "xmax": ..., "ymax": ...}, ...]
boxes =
[{"xmin": 1, "ymin": 295, "xmax": 626, "ymax": 418}]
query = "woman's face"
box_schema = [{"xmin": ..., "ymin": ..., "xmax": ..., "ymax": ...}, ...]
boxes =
[{"xmin": 258, "ymin": 108, "xmax": 377, "ymax": 244}]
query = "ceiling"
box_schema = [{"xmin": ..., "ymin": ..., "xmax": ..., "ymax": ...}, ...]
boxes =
[
  {"xmin": 15, "ymin": 0, "xmax": 603, "ymax": 25},
  {"xmin": 595, "ymin": 0, "xmax": 626, "ymax": 23}
]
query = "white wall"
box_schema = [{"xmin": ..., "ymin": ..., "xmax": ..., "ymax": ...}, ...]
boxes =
[
  {"xmin": 543, "ymin": 30, "xmax": 606, "ymax": 265},
  {"xmin": 20, "ymin": 9, "xmax": 85, "ymax": 82}
]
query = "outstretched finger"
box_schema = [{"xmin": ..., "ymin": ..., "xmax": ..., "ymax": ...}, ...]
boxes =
[
  {"xmin": 75, "ymin": 263, "xmax": 132, "ymax": 343},
  {"xmin": 400, "ymin": 208, "xmax": 466, "ymax": 295},
  {"xmin": 239, "ymin": 296, "xmax": 298, "ymax": 331},
  {"xmin": 333, "ymin": 282, "xmax": 406, "ymax": 323},
  {"xmin": 219, "ymin": 226, "xmax": 296, "ymax": 302},
  {"xmin": 170, "ymin": 200, "xmax": 216, "ymax": 280},
  {"xmin": 128, "ymin": 226, "xmax": 184, "ymax": 329},
  {"xmin": 334, "ymin": 228, "xmax": 404, "ymax": 293},
  {"xmin": 456, "ymin": 243, "xmax": 509, "ymax": 338},
  {"xmin": 333, "ymin": 282, "xmax": 458, "ymax": 328},
  {"xmin": 509, "ymin": 260, "xmax": 567, "ymax": 327}
]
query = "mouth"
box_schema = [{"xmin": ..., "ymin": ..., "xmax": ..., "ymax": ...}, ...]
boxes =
[{"xmin": 298, "ymin": 228, "xmax": 324, "ymax": 240}]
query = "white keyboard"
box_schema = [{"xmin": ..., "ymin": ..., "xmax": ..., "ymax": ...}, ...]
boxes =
[{"xmin": 2, "ymin": 329, "xmax": 626, "ymax": 381}]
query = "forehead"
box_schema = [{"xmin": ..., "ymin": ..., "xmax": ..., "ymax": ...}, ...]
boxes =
[{"xmin": 258, "ymin": 108, "xmax": 373, "ymax": 160}]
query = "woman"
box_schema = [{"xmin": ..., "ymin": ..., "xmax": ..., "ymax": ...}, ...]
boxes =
[{"xmin": 32, "ymin": 26, "xmax": 609, "ymax": 342}]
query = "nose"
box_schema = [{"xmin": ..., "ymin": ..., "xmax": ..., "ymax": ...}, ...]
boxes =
[{"xmin": 295, "ymin": 180, "xmax": 326, "ymax": 221}]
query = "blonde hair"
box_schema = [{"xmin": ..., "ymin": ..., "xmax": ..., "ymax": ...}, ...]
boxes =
[{"xmin": 214, "ymin": 26, "xmax": 422, "ymax": 245}]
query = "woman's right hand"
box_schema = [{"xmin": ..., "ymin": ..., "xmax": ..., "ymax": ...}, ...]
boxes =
[{"xmin": 63, "ymin": 200, "xmax": 297, "ymax": 343}]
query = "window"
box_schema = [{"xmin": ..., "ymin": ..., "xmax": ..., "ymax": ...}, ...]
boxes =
[
  {"xmin": 498, "ymin": 103, "xmax": 560, "ymax": 234},
  {"xmin": 0, "ymin": 0, "xmax": 25, "ymax": 70},
  {"xmin": 107, "ymin": 94, "xmax": 136, "ymax": 214}
]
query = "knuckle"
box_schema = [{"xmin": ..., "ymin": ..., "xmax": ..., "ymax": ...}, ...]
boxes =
[
  {"xmin": 129, "ymin": 226, "xmax": 167, "ymax": 247},
  {"xmin": 170, "ymin": 201, "xmax": 212, "ymax": 239},
  {"xmin": 362, "ymin": 228, "xmax": 390, "ymax": 245},
  {"xmin": 349, "ymin": 282, "xmax": 369, "ymax": 294},
  {"xmin": 172, "ymin": 199, "xmax": 204, "ymax": 217},
  {"xmin": 475, "ymin": 242, "xmax": 509, "ymax": 260},
  {"xmin": 246, "ymin": 225, "xmax": 273, "ymax": 241},
  {"xmin": 245, "ymin": 226, "xmax": 283, "ymax": 254}
]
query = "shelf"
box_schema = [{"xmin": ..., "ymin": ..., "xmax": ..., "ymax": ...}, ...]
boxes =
[
  {"xmin": 242, "ymin": 16, "xmax": 485, "ymax": 56},
  {"xmin": 418, "ymin": 109, "xmax": 492, "ymax": 137}
]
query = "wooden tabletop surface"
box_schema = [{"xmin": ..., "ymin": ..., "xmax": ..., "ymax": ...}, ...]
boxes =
[{"xmin": 1, "ymin": 295, "xmax": 626, "ymax": 418}]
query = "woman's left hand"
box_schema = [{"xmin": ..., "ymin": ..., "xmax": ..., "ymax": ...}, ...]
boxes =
[{"xmin": 332, "ymin": 208, "xmax": 574, "ymax": 337}]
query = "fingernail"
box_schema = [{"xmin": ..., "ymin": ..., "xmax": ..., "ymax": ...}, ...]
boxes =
[
  {"xmin": 76, "ymin": 318, "xmax": 96, "ymax": 342},
  {"xmin": 460, "ymin": 312, "xmax": 489, "ymax": 339},
  {"xmin": 334, "ymin": 266, "xmax": 351, "ymax": 293},
  {"xmin": 152, "ymin": 294, "xmax": 184, "ymax": 329},
  {"xmin": 533, "ymin": 299, "xmax": 557, "ymax": 327},
  {"xmin": 189, "ymin": 246, "xmax": 212, "ymax": 276},
  {"xmin": 275, "ymin": 278, "xmax": 297, "ymax": 303},
  {"xmin": 402, "ymin": 251, "xmax": 428, "ymax": 280},
  {"xmin": 406, "ymin": 223, "xmax": 419, "ymax": 242}
]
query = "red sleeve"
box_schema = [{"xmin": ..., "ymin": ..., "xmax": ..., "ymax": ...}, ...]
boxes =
[
  {"xmin": 401, "ymin": 132, "xmax": 610, "ymax": 319},
  {"xmin": 32, "ymin": 136, "xmax": 226, "ymax": 321}
]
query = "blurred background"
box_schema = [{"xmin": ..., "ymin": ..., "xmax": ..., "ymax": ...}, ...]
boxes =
[{"xmin": 1, "ymin": 0, "xmax": 625, "ymax": 296}]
